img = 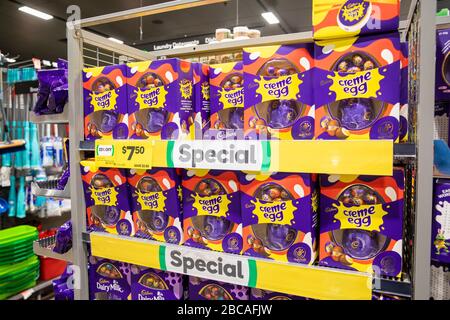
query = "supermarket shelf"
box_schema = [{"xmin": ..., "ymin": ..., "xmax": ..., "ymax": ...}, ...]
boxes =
[
  {"xmin": 394, "ymin": 143, "xmax": 416, "ymax": 159},
  {"xmin": 85, "ymin": 231, "xmax": 374, "ymax": 300},
  {"xmin": 33, "ymin": 235, "xmax": 73, "ymax": 263},
  {"xmin": 31, "ymin": 180, "xmax": 70, "ymax": 199},
  {"xmin": 0, "ymin": 139, "xmax": 25, "ymax": 154},
  {"xmin": 372, "ymin": 274, "xmax": 412, "ymax": 298},
  {"xmin": 81, "ymin": 139, "xmax": 401, "ymax": 175},
  {"xmin": 7, "ymin": 278, "xmax": 57, "ymax": 300},
  {"xmin": 30, "ymin": 106, "xmax": 69, "ymax": 124}
]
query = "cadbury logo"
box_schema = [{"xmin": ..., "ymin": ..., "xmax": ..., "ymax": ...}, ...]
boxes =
[{"xmin": 96, "ymin": 279, "xmax": 124, "ymax": 293}]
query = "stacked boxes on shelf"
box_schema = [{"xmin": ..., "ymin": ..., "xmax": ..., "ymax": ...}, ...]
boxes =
[{"xmin": 82, "ymin": 0, "xmax": 408, "ymax": 300}]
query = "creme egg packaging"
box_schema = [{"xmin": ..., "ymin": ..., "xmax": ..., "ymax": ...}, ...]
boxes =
[
  {"xmin": 240, "ymin": 172, "xmax": 318, "ymax": 264},
  {"xmin": 130, "ymin": 265, "xmax": 184, "ymax": 300},
  {"xmin": 128, "ymin": 168, "xmax": 183, "ymax": 244},
  {"xmin": 314, "ymin": 33, "xmax": 401, "ymax": 141},
  {"xmin": 127, "ymin": 59, "xmax": 194, "ymax": 140},
  {"xmin": 431, "ymin": 179, "xmax": 450, "ymax": 265},
  {"xmin": 319, "ymin": 169, "xmax": 404, "ymax": 277},
  {"xmin": 205, "ymin": 62, "xmax": 244, "ymax": 140},
  {"xmin": 193, "ymin": 62, "xmax": 211, "ymax": 139},
  {"xmin": 80, "ymin": 161, "xmax": 133, "ymax": 236},
  {"xmin": 312, "ymin": 0, "xmax": 400, "ymax": 40},
  {"xmin": 399, "ymin": 42, "xmax": 408, "ymax": 143},
  {"xmin": 189, "ymin": 277, "xmax": 249, "ymax": 300},
  {"xmin": 182, "ymin": 169, "xmax": 242, "ymax": 254},
  {"xmin": 83, "ymin": 65, "xmax": 129, "ymax": 140},
  {"xmin": 436, "ymin": 29, "xmax": 450, "ymax": 102},
  {"xmin": 243, "ymin": 44, "xmax": 315, "ymax": 140},
  {"xmin": 88, "ymin": 256, "xmax": 131, "ymax": 300}
]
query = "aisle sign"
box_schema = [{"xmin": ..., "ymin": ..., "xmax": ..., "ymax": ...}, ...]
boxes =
[
  {"xmin": 95, "ymin": 140, "xmax": 153, "ymax": 169},
  {"xmin": 167, "ymin": 140, "xmax": 271, "ymax": 171}
]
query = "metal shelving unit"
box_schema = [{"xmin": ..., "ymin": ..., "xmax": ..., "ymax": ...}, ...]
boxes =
[
  {"xmin": 66, "ymin": 0, "xmax": 436, "ymax": 300},
  {"xmin": 29, "ymin": 105, "xmax": 69, "ymax": 124},
  {"xmin": 33, "ymin": 235, "xmax": 73, "ymax": 263},
  {"xmin": 31, "ymin": 180, "xmax": 70, "ymax": 199}
]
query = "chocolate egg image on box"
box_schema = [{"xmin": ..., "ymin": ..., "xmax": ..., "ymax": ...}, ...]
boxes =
[
  {"xmin": 253, "ymin": 59, "xmax": 303, "ymax": 129},
  {"xmin": 328, "ymin": 52, "xmax": 383, "ymax": 131},
  {"xmin": 199, "ymin": 284, "xmax": 233, "ymax": 300},
  {"xmin": 251, "ymin": 183, "xmax": 297, "ymax": 251},
  {"xmin": 332, "ymin": 184, "xmax": 389, "ymax": 260},
  {"xmin": 90, "ymin": 78, "xmax": 118, "ymax": 134},
  {"xmin": 191, "ymin": 178, "xmax": 233, "ymax": 241},
  {"xmin": 90, "ymin": 174, "xmax": 120, "ymax": 227},
  {"xmin": 217, "ymin": 73, "xmax": 244, "ymax": 130},
  {"xmin": 442, "ymin": 52, "xmax": 450, "ymax": 86},
  {"xmin": 138, "ymin": 272, "xmax": 169, "ymax": 290},
  {"xmin": 136, "ymin": 176, "xmax": 169, "ymax": 233},
  {"xmin": 135, "ymin": 72, "xmax": 169, "ymax": 133}
]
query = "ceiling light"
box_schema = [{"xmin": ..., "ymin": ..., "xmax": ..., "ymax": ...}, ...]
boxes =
[
  {"xmin": 261, "ymin": 12, "xmax": 280, "ymax": 24},
  {"xmin": 42, "ymin": 60, "xmax": 51, "ymax": 67},
  {"xmin": 18, "ymin": 6, "xmax": 53, "ymax": 20},
  {"xmin": 6, "ymin": 58, "xmax": 16, "ymax": 63},
  {"xmin": 52, "ymin": 62, "xmax": 58, "ymax": 68},
  {"xmin": 108, "ymin": 37, "xmax": 124, "ymax": 44}
]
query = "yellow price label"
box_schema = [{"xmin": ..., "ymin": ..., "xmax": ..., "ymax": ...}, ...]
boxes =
[{"xmin": 95, "ymin": 140, "xmax": 153, "ymax": 169}]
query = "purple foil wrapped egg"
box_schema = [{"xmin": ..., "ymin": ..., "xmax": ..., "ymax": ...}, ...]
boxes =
[
  {"xmin": 147, "ymin": 109, "xmax": 167, "ymax": 133},
  {"xmin": 268, "ymin": 100, "xmax": 298, "ymax": 129},
  {"xmin": 203, "ymin": 216, "xmax": 231, "ymax": 241},
  {"xmin": 266, "ymin": 224, "xmax": 297, "ymax": 251},
  {"xmin": 341, "ymin": 229, "xmax": 379, "ymax": 259},
  {"xmin": 339, "ymin": 100, "xmax": 374, "ymax": 130},
  {"xmin": 100, "ymin": 110, "xmax": 118, "ymax": 133},
  {"xmin": 228, "ymin": 108, "xmax": 244, "ymax": 129}
]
